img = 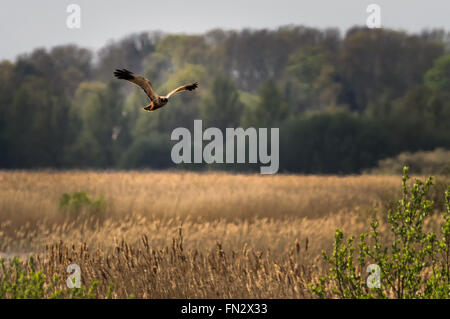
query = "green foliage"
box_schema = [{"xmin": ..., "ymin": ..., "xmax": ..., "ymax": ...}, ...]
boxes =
[
  {"xmin": 310, "ymin": 167, "xmax": 450, "ymax": 298},
  {"xmin": 58, "ymin": 191, "xmax": 107, "ymax": 215},
  {"xmin": 280, "ymin": 110, "xmax": 391, "ymax": 174},
  {"xmin": 425, "ymin": 54, "xmax": 450, "ymax": 92},
  {"xmin": 156, "ymin": 35, "xmax": 207, "ymax": 70},
  {"xmin": 66, "ymin": 81, "xmax": 126, "ymax": 168},
  {"xmin": 241, "ymin": 80, "xmax": 288, "ymax": 128},
  {"xmin": 199, "ymin": 75, "xmax": 243, "ymax": 129},
  {"xmin": 1, "ymin": 28, "xmax": 450, "ymax": 173},
  {"xmin": 0, "ymin": 256, "xmax": 102, "ymax": 299},
  {"xmin": 285, "ymin": 47, "xmax": 342, "ymax": 111},
  {"xmin": 118, "ymin": 134, "xmax": 173, "ymax": 169},
  {"xmin": 383, "ymin": 86, "xmax": 450, "ymax": 152},
  {"xmin": 339, "ymin": 28, "xmax": 444, "ymax": 111}
]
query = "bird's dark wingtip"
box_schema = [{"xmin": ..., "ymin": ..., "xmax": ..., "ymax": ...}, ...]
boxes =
[
  {"xmin": 188, "ymin": 82, "xmax": 199, "ymax": 91},
  {"xmin": 113, "ymin": 68, "xmax": 134, "ymax": 80}
]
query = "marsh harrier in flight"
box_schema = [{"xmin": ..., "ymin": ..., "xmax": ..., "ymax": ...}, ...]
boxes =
[{"xmin": 114, "ymin": 69, "xmax": 198, "ymax": 112}]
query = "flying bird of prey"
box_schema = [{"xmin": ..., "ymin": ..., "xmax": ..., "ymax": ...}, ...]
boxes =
[{"xmin": 114, "ymin": 69, "xmax": 198, "ymax": 112}]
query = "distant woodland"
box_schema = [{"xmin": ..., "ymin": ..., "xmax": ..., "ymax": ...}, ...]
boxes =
[{"xmin": 0, "ymin": 26, "xmax": 449, "ymax": 173}]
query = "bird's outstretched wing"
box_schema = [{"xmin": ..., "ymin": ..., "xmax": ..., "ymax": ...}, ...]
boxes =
[
  {"xmin": 165, "ymin": 82, "xmax": 199, "ymax": 99},
  {"xmin": 114, "ymin": 69, "xmax": 158, "ymax": 101}
]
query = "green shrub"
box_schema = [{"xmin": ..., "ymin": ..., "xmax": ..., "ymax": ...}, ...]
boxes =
[
  {"xmin": 310, "ymin": 167, "xmax": 450, "ymax": 298},
  {"xmin": 58, "ymin": 191, "xmax": 107, "ymax": 216},
  {"xmin": 0, "ymin": 256, "xmax": 101, "ymax": 299}
]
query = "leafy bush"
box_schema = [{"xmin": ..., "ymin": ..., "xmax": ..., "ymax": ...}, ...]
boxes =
[
  {"xmin": 368, "ymin": 149, "xmax": 450, "ymax": 211},
  {"xmin": 58, "ymin": 191, "xmax": 107, "ymax": 215},
  {"xmin": 0, "ymin": 256, "xmax": 101, "ymax": 299},
  {"xmin": 310, "ymin": 167, "xmax": 450, "ymax": 298}
]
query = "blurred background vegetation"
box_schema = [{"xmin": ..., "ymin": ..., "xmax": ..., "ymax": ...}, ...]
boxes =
[{"xmin": 0, "ymin": 26, "xmax": 449, "ymax": 174}]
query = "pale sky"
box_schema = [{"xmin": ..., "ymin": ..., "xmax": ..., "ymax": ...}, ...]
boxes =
[{"xmin": 0, "ymin": 0, "xmax": 449, "ymax": 61}]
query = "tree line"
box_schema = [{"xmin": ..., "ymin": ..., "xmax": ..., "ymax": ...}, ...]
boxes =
[{"xmin": 0, "ymin": 26, "xmax": 449, "ymax": 173}]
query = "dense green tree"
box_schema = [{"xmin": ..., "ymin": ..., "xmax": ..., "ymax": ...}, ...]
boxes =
[
  {"xmin": 155, "ymin": 35, "xmax": 208, "ymax": 70},
  {"xmin": 199, "ymin": 75, "xmax": 242, "ymax": 129},
  {"xmin": 280, "ymin": 111, "xmax": 392, "ymax": 173},
  {"xmin": 66, "ymin": 81, "xmax": 126, "ymax": 167},
  {"xmin": 284, "ymin": 47, "xmax": 342, "ymax": 111},
  {"xmin": 339, "ymin": 28, "xmax": 444, "ymax": 111},
  {"xmin": 425, "ymin": 54, "xmax": 450, "ymax": 92},
  {"xmin": 242, "ymin": 80, "xmax": 288, "ymax": 127},
  {"xmin": 118, "ymin": 133, "xmax": 173, "ymax": 169},
  {"xmin": 220, "ymin": 26, "xmax": 340, "ymax": 92},
  {"xmin": 4, "ymin": 76, "xmax": 70, "ymax": 167},
  {"xmin": 385, "ymin": 86, "xmax": 450, "ymax": 152}
]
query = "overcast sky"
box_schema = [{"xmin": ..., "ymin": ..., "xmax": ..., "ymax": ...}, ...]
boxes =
[{"xmin": 0, "ymin": 0, "xmax": 449, "ymax": 61}]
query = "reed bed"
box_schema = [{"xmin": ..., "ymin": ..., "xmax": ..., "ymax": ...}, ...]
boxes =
[{"xmin": 0, "ymin": 170, "xmax": 443, "ymax": 298}]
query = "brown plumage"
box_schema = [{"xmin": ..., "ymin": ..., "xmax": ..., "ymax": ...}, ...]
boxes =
[{"xmin": 114, "ymin": 69, "xmax": 198, "ymax": 112}]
